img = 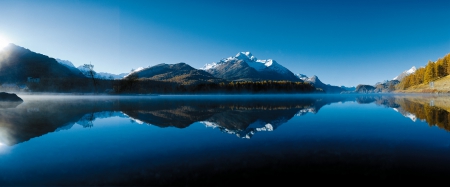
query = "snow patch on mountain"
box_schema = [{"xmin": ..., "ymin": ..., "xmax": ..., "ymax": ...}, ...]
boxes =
[
  {"xmin": 295, "ymin": 74, "xmax": 308, "ymax": 80},
  {"xmin": 247, "ymin": 120, "xmax": 274, "ymax": 131},
  {"xmin": 295, "ymin": 74, "xmax": 316, "ymax": 82},
  {"xmin": 200, "ymin": 120, "xmax": 257, "ymax": 139},
  {"xmin": 122, "ymin": 113, "xmax": 147, "ymax": 125},
  {"xmin": 295, "ymin": 107, "xmax": 317, "ymax": 116},
  {"xmin": 202, "ymin": 62, "xmax": 220, "ymax": 70},
  {"xmin": 123, "ymin": 66, "xmax": 147, "ymax": 78},
  {"xmin": 55, "ymin": 58, "xmax": 76, "ymax": 69},
  {"xmin": 201, "ymin": 121, "xmax": 219, "ymax": 128}
]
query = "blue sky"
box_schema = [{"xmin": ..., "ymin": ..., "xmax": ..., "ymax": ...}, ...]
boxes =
[{"xmin": 0, "ymin": 0, "xmax": 449, "ymax": 87}]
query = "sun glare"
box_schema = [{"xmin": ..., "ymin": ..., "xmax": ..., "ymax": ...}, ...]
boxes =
[
  {"xmin": 0, "ymin": 35, "xmax": 11, "ymax": 50},
  {"xmin": 0, "ymin": 141, "xmax": 6, "ymax": 151}
]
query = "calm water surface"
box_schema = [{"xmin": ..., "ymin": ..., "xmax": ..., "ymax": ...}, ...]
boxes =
[{"xmin": 0, "ymin": 94, "xmax": 450, "ymax": 185}]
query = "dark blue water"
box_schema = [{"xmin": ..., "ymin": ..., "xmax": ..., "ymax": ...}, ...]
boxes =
[{"xmin": 0, "ymin": 94, "xmax": 450, "ymax": 185}]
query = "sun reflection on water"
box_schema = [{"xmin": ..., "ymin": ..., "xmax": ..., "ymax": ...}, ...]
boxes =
[
  {"xmin": 0, "ymin": 130, "xmax": 11, "ymax": 154},
  {"xmin": 0, "ymin": 142, "xmax": 8, "ymax": 154}
]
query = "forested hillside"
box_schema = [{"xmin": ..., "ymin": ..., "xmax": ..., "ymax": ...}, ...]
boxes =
[{"xmin": 396, "ymin": 53, "xmax": 450, "ymax": 90}]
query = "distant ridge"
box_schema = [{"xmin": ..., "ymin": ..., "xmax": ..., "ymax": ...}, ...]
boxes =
[
  {"xmin": 56, "ymin": 59, "xmax": 127, "ymax": 79},
  {"xmin": 125, "ymin": 62, "xmax": 224, "ymax": 85}
]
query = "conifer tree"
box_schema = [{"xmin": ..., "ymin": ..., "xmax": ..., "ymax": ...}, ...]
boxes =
[
  {"xmin": 435, "ymin": 59, "xmax": 445, "ymax": 78},
  {"xmin": 444, "ymin": 54, "xmax": 450, "ymax": 75},
  {"xmin": 402, "ymin": 75, "xmax": 412, "ymax": 89},
  {"xmin": 415, "ymin": 67, "xmax": 425, "ymax": 85},
  {"xmin": 424, "ymin": 61, "xmax": 436, "ymax": 84}
]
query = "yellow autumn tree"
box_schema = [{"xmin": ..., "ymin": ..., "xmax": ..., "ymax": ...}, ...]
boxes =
[{"xmin": 424, "ymin": 61, "xmax": 436, "ymax": 84}]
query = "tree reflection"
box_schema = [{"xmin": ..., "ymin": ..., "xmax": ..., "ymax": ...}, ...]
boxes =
[
  {"xmin": 353, "ymin": 95, "xmax": 450, "ymax": 131},
  {"xmin": 395, "ymin": 97, "xmax": 450, "ymax": 131}
]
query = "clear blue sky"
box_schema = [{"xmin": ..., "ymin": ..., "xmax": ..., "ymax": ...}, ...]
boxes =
[{"xmin": 1, "ymin": 0, "xmax": 449, "ymax": 87}]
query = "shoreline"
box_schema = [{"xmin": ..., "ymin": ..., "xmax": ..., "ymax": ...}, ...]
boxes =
[
  {"xmin": 8, "ymin": 92, "xmax": 450, "ymax": 97},
  {"xmin": 1, "ymin": 88, "xmax": 450, "ymax": 97}
]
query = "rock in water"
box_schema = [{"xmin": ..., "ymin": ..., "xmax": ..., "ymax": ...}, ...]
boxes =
[{"xmin": 0, "ymin": 92, "xmax": 23, "ymax": 102}]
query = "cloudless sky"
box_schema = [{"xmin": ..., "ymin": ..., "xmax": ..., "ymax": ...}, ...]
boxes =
[{"xmin": 0, "ymin": 0, "xmax": 449, "ymax": 86}]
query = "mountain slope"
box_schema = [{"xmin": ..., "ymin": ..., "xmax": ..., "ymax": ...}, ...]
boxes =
[
  {"xmin": 395, "ymin": 74, "xmax": 450, "ymax": 93},
  {"xmin": 201, "ymin": 52, "xmax": 300, "ymax": 82},
  {"xmin": 126, "ymin": 62, "xmax": 224, "ymax": 85},
  {"xmin": 374, "ymin": 80, "xmax": 399, "ymax": 92},
  {"xmin": 55, "ymin": 58, "xmax": 84, "ymax": 76},
  {"xmin": 0, "ymin": 44, "xmax": 85, "ymax": 83}
]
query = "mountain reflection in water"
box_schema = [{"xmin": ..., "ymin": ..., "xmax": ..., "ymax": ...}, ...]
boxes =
[
  {"xmin": 1, "ymin": 94, "xmax": 450, "ymax": 146},
  {"xmin": 0, "ymin": 95, "xmax": 354, "ymax": 145},
  {"xmin": 1, "ymin": 94, "xmax": 450, "ymax": 185}
]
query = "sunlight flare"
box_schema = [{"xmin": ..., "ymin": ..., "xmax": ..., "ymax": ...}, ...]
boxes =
[
  {"xmin": 0, "ymin": 35, "xmax": 11, "ymax": 50},
  {"xmin": 0, "ymin": 140, "xmax": 8, "ymax": 154}
]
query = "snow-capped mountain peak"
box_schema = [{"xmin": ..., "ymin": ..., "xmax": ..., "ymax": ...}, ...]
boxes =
[
  {"xmin": 201, "ymin": 52, "xmax": 290, "ymax": 74},
  {"xmin": 259, "ymin": 59, "xmax": 273, "ymax": 67},
  {"xmin": 201, "ymin": 51, "xmax": 256, "ymax": 70},
  {"xmin": 200, "ymin": 51, "xmax": 300, "ymax": 81},
  {"xmin": 406, "ymin": 66, "xmax": 417, "ymax": 74},
  {"xmin": 393, "ymin": 66, "xmax": 416, "ymax": 81},
  {"xmin": 235, "ymin": 51, "xmax": 257, "ymax": 61}
]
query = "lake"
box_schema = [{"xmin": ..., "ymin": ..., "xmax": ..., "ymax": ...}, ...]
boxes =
[{"xmin": 1, "ymin": 94, "xmax": 450, "ymax": 185}]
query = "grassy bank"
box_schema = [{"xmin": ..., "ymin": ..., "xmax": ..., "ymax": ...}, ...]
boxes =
[{"xmin": 395, "ymin": 75, "xmax": 450, "ymax": 94}]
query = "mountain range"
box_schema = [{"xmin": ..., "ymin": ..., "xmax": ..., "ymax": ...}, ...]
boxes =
[
  {"xmin": 0, "ymin": 44, "xmax": 352, "ymax": 92},
  {"xmin": 55, "ymin": 58, "xmax": 128, "ymax": 79}
]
